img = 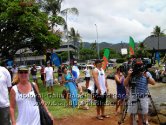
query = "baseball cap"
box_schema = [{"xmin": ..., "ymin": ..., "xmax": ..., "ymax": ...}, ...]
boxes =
[
  {"xmin": 135, "ymin": 58, "xmax": 143, "ymax": 65},
  {"xmin": 18, "ymin": 66, "xmax": 28, "ymax": 71},
  {"xmin": 47, "ymin": 61, "xmax": 50, "ymax": 64},
  {"xmin": 74, "ymin": 61, "xmax": 77, "ymax": 64}
]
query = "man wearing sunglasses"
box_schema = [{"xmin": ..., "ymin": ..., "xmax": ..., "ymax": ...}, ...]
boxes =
[
  {"xmin": 93, "ymin": 59, "xmax": 109, "ymax": 120},
  {"xmin": 0, "ymin": 65, "xmax": 12, "ymax": 125}
]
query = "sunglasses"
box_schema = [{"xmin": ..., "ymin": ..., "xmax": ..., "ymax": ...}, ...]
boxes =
[{"xmin": 18, "ymin": 71, "xmax": 28, "ymax": 74}]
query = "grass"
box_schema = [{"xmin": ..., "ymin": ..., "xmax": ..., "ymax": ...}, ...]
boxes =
[
  {"xmin": 31, "ymin": 70, "xmax": 116, "ymax": 119},
  {"xmin": 31, "ymin": 72, "xmax": 92, "ymax": 118}
]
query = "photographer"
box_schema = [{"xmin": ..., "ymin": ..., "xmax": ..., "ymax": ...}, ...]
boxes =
[{"xmin": 124, "ymin": 58, "xmax": 155, "ymax": 125}]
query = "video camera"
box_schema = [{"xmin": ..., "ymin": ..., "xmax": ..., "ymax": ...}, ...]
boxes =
[{"xmin": 121, "ymin": 58, "xmax": 152, "ymax": 77}]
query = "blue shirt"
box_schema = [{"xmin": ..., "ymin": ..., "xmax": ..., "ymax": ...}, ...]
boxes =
[{"xmin": 130, "ymin": 75, "xmax": 148, "ymax": 95}]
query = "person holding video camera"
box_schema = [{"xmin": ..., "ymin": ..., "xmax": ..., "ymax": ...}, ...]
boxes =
[{"xmin": 124, "ymin": 58, "xmax": 155, "ymax": 125}]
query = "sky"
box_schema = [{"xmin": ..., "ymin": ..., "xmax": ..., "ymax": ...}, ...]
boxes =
[{"xmin": 61, "ymin": 0, "xmax": 166, "ymax": 44}]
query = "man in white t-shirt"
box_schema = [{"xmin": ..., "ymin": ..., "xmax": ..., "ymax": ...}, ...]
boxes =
[
  {"xmin": 44, "ymin": 62, "xmax": 54, "ymax": 94},
  {"xmin": 155, "ymin": 68, "xmax": 160, "ymax": 82},
  {"xmin": 84, "ymin": 66, "xmax": 91, "ymax": 89},
  {"xmin": 0, "ymin": 66, "xmax": 12, "ymax": 125}
]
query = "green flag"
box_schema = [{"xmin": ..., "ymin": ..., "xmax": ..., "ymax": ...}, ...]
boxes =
[
  {"xmin": 102, "ymin": 48, "xmax": 110, "ymax": 70},
  {"xmin": 129, "ymin": 36, "xmax": 135, "ymax": 56}
]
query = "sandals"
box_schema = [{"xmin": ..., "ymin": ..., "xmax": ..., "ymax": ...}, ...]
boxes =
[
  {"xmin": 96, "ymin": 116, "xmax": 104, "ymax": 120},
  {"xmin": 101, "ymin": 115, "xmax": 110, "ymax": 118},
  {"xmin": 96, "ymin": 115, "xmax": 110, "ymax": 120}
]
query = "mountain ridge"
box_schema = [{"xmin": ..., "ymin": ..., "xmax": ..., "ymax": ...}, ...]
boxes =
[{"xmin": 82, "ymin": 42, "xmax": 129, "ymax": 52}]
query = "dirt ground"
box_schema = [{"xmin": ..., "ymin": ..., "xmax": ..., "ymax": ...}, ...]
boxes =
[
  {"xmin": 54, "ymin": 106, "xmax": 160, "ymax": 125},
  {"xmin": 54, "ymin": 80, "xmax": 166, "ymax": 125}
]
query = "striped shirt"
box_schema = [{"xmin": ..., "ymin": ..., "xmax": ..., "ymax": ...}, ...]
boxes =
[{"xmin": 130, "ymin": 75, "xmax": 148, "ymax": 96}]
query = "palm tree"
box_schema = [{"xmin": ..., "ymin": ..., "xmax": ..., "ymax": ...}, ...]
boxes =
[
  {"xmin": 41, "ymin": 0, "xmax": 79, "ymax": 62},
  {"xmin": 151, "ymin": 26, "xmax": 165, "ymax": 50},
  {"xmin": 68, "ymin": 27, "xmax": 81, "ymax": 59},
  {"xmin": 61, "ymin": 8, "xmax": 79, "ymax": 30},
  {"xmin": 69, "ymin": 27, "xmax": 81, "ymax": 43},
  {"xmin": 41, "ymin": 0, "xmax": 78, "ymax": 32}
]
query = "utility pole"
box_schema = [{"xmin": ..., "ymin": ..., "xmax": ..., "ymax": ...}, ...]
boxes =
[{"xmin": 95, "ymin": 24, "xmax": 100, "ymax": 59}]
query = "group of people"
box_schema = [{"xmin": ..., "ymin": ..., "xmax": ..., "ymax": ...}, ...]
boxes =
[
  {"xmin": 0, "ymin": 57, "xmax": 157, "ymax": 125},
  {"xmin": 115, "ymin": 58, "xmax": 155, "ymax": 125},
  {"xmin": 0, "ymin": 64, "xmax": 54, "ymax": 125},
  {"xmin": 69, "ymin": 58, "xmax": 156, "ymax": 125}
]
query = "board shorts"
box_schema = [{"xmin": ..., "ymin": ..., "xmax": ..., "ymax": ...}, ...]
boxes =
[
  {"xmin": 95, "ymin": 92, "xmax": 107, "ymax": 106},
  {"xmin": 46, "ymin": 79, "xmax": 54, "ymax": 87},
  {"xmin": 128, "ymin": 95, "xmax": 149, "ymax": 114}
]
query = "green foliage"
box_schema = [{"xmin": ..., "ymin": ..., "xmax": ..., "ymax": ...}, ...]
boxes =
[
  {"xmin": 0, "ymin": 0, "xmax": 61, "ymax": 60},
  {"xmin": 151, "ymin": 26, "xmax": 165, "ymax": 37},
  {"xmin": 79, "ymin": 48, "xmax": 97, "ymax": 60},
  {"xmin": 68, "ymin": 27, "xmax": 81, "ymax": 42},
  {"xmin": 58, "ymin": 51, "xmax": 68, "ymax": 62},
  {"xmin": 116, "ymin": 58, "xmax": 125, "ymax": 63},
  {"xmin": 135, "ymin": 42, "xmax": 151, "ymax": 58}
]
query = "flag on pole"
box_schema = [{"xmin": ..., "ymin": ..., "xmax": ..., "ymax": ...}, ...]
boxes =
[
  {"xmin": 102, "ymin": 48, "xmax": 110, "ymax": 70},
  {"xmin": 51, "ymin": 53, "xmax": 61, "ymax": 66},
  {"xmin": 72, "ymin": 65, "xmax": 80, "ymax": 79},
  {"xmin": 155, "ymin": 51, "xmax": 160, "ymax": 64},
  {"xmin": 129, "ymin": 36, "xmax": 135, "ymax": 56}
]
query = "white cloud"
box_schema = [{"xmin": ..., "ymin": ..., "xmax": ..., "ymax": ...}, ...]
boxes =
[{"xmin": 61, "ymin": 0, "xmax": 166, "ymax": 43}]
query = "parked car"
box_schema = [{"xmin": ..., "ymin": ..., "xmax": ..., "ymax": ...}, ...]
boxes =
[
  {"xmin": 108, "ymin": 63, "xmax": 117, "ymax": 69},
  {"xmin": 78, "ymin": 63, "xmax": 86, "ymax": 70}
]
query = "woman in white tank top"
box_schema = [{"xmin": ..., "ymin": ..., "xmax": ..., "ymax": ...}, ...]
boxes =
[{"xmin": 10, "ymin": 67, "xmax": 53, "ymax": 125}]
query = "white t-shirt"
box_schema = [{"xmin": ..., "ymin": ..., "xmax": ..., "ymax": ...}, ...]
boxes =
[
  {"xmin": 0, "ymin": 66, "xmax": 12, "ymax": 108},
  {"xmin": 84, "ymin": 68, "xmax": 90, "ymax": 77},
  {"xmin": 44, "ymin": 66, "xmax": 53, "ymax": 81}
]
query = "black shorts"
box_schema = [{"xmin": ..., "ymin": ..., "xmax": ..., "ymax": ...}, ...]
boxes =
[
  {"xmin": 95, "ymin": 93, "xmax": 107, "ymax": 106},
  {"xmin": 85, "ymin": 77, "xmax": 90, "ymax": 81},
  {"xmin": 0, "ymin": 107, "xmax": 11, "ymax": 125},
  {"xmin": 41, "ymin": 74, "xmax": 44, "ymax": 80}
]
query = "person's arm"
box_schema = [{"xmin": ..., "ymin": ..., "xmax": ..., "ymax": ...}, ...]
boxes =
[
  {"xmin": 114, "ymin": 74, "xmax": 121, "ymax": 84},
  {"xmin": 5, "ymin": 69, "xmax": 12, "ymax": 93},
  {"xmin": 10, "ymin": 88, "xmax": 16, "ymax": 125},
  {"xmin": 124, "ymin": 69, "xmax": 132, "ymax": 86},
  {"xmin": 105, "ymin": 77, "xmax": 109, "ymax": 92},
  {"xmin": 52, "ymin": 68, "xmax": 54, "ymax": 80},
  {"xmin": 61, "ymin": 74, "xmax": 69, "ymax": 84},
  {"xmin": 147, "ymin": 77, "xmax": 155, "ymax": 85},
  {"xmin": 44, "ymin": 68, "xmax": 46, "ymax": 81},
  {"xmin": 144, "ymin": 72, "xmax": 156, "ymax": 85},
  {"xmin": 33, "ymin": 83, "xmax": 54, "ymax": 121},
  {"xmin": 30, "ymin": 68, "xmax": 33, "ymax": 75},
  {"xmin": 92, "ymin": 70, "xmax": 101, "ymax": 94}
]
